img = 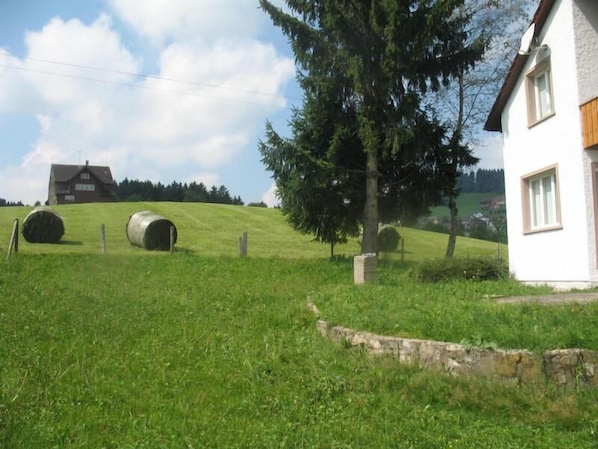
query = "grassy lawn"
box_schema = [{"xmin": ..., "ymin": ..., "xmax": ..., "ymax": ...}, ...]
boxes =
[
  {"xmin": 313, "ymin": 271, "xmax": 598, "ymax": 352},
  {"xmin": 0, "ymin": 203, "xmax": 597, "ymax": 447}
]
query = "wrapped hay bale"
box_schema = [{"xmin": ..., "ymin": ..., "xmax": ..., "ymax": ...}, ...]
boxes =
[
  {"xmin": 377, "ymin": 224, "xmax": 400, "ymax": 252},
  {"xmin": 22, "ymin": 206, "xmax": 65, "ymax": 243},
  {"xmin": 126, "ymin": 210, "xmax": 177, "ymax": 251}
]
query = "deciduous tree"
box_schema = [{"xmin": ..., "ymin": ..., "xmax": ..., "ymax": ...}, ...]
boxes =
[{"xmin": 426, "ymin": 0, "xmax": 534, "ymax": 256}]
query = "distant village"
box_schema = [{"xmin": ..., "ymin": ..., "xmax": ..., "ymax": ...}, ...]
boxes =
[{"xmin": 417, "ymin": 168, "xmax": 507, "ymax": 243}]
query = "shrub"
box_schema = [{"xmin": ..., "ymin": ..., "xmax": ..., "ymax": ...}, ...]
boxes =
[
  {"xmin": 409, "ymin": 256, "xmax": 508, "ymax": 282},
  {"xmin": 377, "ymin": 225, "xmax": 401, "ymax": 252},
  {"xmin": 247, "ymin": 201, "xmax": 268, "ymax": 208}
]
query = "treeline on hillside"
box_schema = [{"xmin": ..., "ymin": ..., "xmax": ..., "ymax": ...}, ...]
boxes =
[
  {"xmin": 457, "ymin": 169, "xmax": 504, "ymax": 194},
  {"xmin": 116, "ymin": 179, "xmax": 244, "ymax": 205},
  {"xmin": 0, "ymin": 198, "xmax": 24, "ymax": 207}
]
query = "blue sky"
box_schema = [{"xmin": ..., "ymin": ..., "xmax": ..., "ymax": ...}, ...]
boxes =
[{"xmin": 0, "ymin": 0, "xmax": 505, "ymax": 206}]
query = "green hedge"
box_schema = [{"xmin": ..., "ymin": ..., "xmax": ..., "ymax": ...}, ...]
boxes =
[{"xmin": 409, "ymin": 256, "xmax": 508, "ymax": 282}]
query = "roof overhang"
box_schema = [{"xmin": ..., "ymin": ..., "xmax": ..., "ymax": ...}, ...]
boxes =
[{"xmin": 484, "ymin": 0, "xmax": 556, "ymax": 132}]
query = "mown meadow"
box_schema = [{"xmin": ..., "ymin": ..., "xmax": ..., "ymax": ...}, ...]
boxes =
[
  {"xmin": 1, "ymin": 203, "xmax": 597, "ymax": 448},
  {"xmin": 429, "ymin": 192, "xmax": 504, "ymax": 220}
]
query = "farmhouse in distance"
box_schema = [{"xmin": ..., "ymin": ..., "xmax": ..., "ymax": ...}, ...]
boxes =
[{"xmin": 48, "ymin": 161, "xmax": 116, "ymax": 205}]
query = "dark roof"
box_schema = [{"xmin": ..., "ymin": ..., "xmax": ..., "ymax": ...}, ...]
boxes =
[
  {"xmin": 484, "ymin": 0, "xmax": 556, "ymax": 132},
  {"xmin": 51, "ymin": 163, "xmax": 115, "ymax": 185}
]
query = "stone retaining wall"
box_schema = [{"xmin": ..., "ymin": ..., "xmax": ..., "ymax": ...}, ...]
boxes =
[{"xmin": 316, "ymin": 320, "xmax": 598, "ymax": 388}]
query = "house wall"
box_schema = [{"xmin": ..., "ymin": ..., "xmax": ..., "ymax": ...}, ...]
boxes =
[
  {"xmin": 48, "ymin": 173, "xmax": 57, "ymax": 205},
  {"xmin": 573, "ymin": 0, "xmax": 598, "ymax": 105},
  {"xmin": 501, "ymin": 0, "xmax": 593, "ymax": 288},
  {"xmin": 574, "ymin": 0, "xmax": 598, "ymax": 282},
  {"xmin": 67, "ymin": 179, "xmax": 100, "ymax": 204},
  {"xmin": 50, "ymin": 167, "xmax": 115, "ymax": 205}
]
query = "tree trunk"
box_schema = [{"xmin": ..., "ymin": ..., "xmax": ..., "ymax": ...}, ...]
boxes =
[
  {"xmin": 445, "ymin": 72, "xmax": 465, "ymax": 258},
  {"xmin": 362, "ymin": 147, "xmax": 379, "ymax": 254},
  {"xmin": 445, "ymin": 193, "xmax": 458, "ymax": 257}
]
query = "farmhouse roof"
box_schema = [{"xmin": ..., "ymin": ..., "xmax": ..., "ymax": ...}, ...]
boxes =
[
  {"xmin": 484, "ymin": 0, "xmax": 556, "ymax": 132},
  {"xmin": 51, "ymin": 162, "xmax": 115, "ymax": 185}
]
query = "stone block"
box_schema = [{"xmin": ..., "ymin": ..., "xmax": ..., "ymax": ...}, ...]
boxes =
[
  {"xmin": 544, "ymin": 349, "xmax": 581, "ymax": 387},
  {"xmin": 398, "ymin": 339, "xmax": 422, "ymax": 365},
  {"xmin": 516, "ymin": 352, "xmax": 543, "ymax": 385},
  {"xmin": 354, "ymin": 254, "xmax": 377, "ymax": 284}
]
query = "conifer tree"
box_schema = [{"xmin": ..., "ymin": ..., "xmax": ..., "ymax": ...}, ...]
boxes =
[{"xmin": 260, "ymin": 0, "xmax": 483, "ymax": 254}]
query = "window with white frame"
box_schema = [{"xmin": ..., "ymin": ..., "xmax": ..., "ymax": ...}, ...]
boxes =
[
  {"xmin": 80, "ymin": 172, "xmax": 90, "ymax": 179},
  {"xmin": 75, "ymin": 183, "xmax": 95, "ymax": 191},
  {"xmin": 526, "ymin": 58, "xmax": 554, "ymax": 126},
  {"xmin": 522, "ymin": 166, "xmax": 561, "ymax": 233}
]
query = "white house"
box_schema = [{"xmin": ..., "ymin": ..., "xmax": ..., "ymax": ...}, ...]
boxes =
[{"xmin": 485, "ymin": 0, "xmax": 598, "ymax": 289}]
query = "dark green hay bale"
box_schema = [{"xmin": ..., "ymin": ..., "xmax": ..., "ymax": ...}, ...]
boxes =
[
  {"xmin": 22, "ymin": 207, "xmax": 65, "ymax": 243},
  {"xmin": 377, "ymin": 224, "xmax": 400, "ymax": 252},
  {"xmin": 126, "ymin": 210, "xmax": 177, "ymax": 251}
]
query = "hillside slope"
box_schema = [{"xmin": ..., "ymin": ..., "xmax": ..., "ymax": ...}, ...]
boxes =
[{"xmin": 0, "ymin": 202, "xmax": 506, "ymax": 259}]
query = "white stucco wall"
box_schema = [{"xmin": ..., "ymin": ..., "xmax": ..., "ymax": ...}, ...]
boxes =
[
  {"xmin": 501, "ymin": 0, "xmax": 594, "ymax": 288},
  {"xmin": 574, "ymin": 0, "xmax": 598, "ymax": 283},
  {"xmin": 573, "ymin": 0, "xmax": 598, "ymax": 105}
]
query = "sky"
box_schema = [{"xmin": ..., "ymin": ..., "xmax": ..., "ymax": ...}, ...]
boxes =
[{"xmin": 0, "ymin": 0, "xmax": 506, "ymax": 207}]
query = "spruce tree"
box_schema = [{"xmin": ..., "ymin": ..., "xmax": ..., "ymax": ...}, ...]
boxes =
[{"xmin": 260, "ymin": 0, "xmax": 483, "ymax": 253}]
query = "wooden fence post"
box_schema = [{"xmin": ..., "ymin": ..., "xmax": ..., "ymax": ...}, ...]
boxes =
[
  {"xmin": 100, "ymin": 224, "xmax": 106, "ymax": 254},
  {"xmin": 401, "ymin": 238, "xmax": 405, "ymax": 263},
  {"xmin": 6, "ymin": 218, "xmax": 19, "ymax": 261},
  {"xmin": 239, "ymin": 231, "xmax": 248, "ymax": 257},
  {"xmin": 13, "ymin": 218, "xmax": 18, "ymax": 254}
]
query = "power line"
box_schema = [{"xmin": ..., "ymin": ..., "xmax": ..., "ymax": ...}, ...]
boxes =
[
  {"xmin": 0, "ymin": 63, "xmax": 299, "ymax": 109},
  {"xmin": 0, "ymin": 51, "xmax": 302, "ymax": 106}
]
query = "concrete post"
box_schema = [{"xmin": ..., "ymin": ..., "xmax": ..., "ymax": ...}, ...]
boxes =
[{"xmin": 354, "ymin": 253, "xmax": 377, "ymax": 284}]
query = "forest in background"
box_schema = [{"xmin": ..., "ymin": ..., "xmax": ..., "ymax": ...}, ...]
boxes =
[
  {"xmin": 457, "ymin": 168, "xmax": 504, "ymax": 194},
  {"xmin": 114, "ymin": 178, "xmax": 245, "ymax": 205},
  {"xmin": 1, "ymin": 169, "xmax": 504, "ymax": 208}
]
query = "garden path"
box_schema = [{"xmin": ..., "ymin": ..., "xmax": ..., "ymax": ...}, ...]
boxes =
[{"xmin": 495, "ymin": 292, "xmax": 598, "ymax": 305}]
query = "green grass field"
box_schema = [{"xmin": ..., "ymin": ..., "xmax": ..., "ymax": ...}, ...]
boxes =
[
  {"xmin": 430, "ymin": 192, "xmax": 505, "ymax": 219},
  {"xmin": 1, "ymin": 203, "xmax": 597, "ymax": 448},
  {"xmin": 0, "ymin": 202, "xmax": 505, "ymax": 259}
]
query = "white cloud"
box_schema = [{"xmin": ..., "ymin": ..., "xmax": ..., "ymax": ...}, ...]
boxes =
[
  {"xmin": 183, "ymin": 171, "xmax": 220, "ymax": 188},
  {"xmin": 261, "ymin": 182, "xmax": 279, "ymax": 207},
  {"xmin": 0, "ymin": 5, "xmax": 295, "ymax": 205},
  {"xmin": 108, "ymin": 0, "xmax": 266, "ymax": 45}
]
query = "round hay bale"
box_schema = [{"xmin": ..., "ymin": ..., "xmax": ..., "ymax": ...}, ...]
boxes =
[
  {"xmin": 126, "ymin": 210, "xmax": 177, "ymax": 251},
  {"xmin": 22, "ymin": 206, "xmax": 65, "ymax": 243},
  {"xmin": 377, "ymin": 224, "xmax": 400, "ymax": 252}
]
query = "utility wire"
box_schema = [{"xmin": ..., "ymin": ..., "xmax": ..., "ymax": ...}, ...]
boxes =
[
  {"xmin": 0, "ymin": 62, "xmax": 298, "ymax": 109},
  {"xmin": 0, "ymin": 51, "xmax": 301, "ymax": 106}
]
